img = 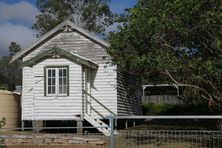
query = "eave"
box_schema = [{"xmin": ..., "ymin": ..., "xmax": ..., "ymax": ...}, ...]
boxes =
[{"xmin": 21, "ymin": 48, "xmax": 98, "ymax": 69}]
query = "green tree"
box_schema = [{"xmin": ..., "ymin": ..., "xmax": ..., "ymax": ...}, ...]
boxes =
[
  {"xmin": 0, "ymin": 42, "xmax": 21, "ymax": 91},
  {"xmin": 108, "ymin": 0, "xmax": 222, "ymax": 113},
  {"xmin": 9, "ymin": 42, "xmax": 21, "ymax": 56},
  {"xmin": 33, "ymin": 0, "xmax": 114, "ymax": 36}
]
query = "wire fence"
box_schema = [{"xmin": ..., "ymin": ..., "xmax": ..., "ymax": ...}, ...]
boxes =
[
  {"xmin": 2, "ymin": 129, "xmax": 221, "ymax": 148},
  {"xmin": 116, "ymin": 130, "xmax": 222, "ymax": 148},
  {"xmin": 111, "ymin": 116, "xmax": 222, "ymax": 148},
  {"xmin": 1, "ymin": 116, "xmax": 222, "ymax": 148}
]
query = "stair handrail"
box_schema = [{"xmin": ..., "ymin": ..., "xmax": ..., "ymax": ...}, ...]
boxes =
[{"xmin": 83, "ymin": 90, "xmax": 116, "ymax": 116}]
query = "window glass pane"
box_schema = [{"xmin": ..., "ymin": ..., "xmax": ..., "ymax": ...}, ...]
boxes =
[
  {"xmin": 52, "ymin": 78, "xmax": 55, "ymax": 85},
  {"xmin": 52, "ymin": 86, "xmax": 56, "ymax": 94},
  {"xmin": 58, "ymin": 86, "xmax": 67, "ymax": 94},
  {"xmin": 48, "ymin": 70, "xmax": 51, "ymax": 77},
  {"xmin": 48, "ymin": 78, "xmax": 51, "ymax": 85},
  {"xmin": 63, "ymin": 78, "xmax": 67, "ymax": 85},
  {"xmin": 52, "ymin": 70, "xmax": 56, "ymax": 77},
  {"xmin": 63, "ymin": 86, "xmax": 67, "ymax": 93},
  {"xmin": 59, "ymin": 69, "xmax": 63, "ymax": 77},
  {"xmin": 59, "ymin": 78, "xmax": 62, "ymax": 85},
  {"xmin": 59, "ymin": 86, "xmax": 63, "ymax": 94},
  {"xmin": 63, "ymin": 69, "xmax": 67, "ymax": 76},
  {"xmin": 48, "ymin": 87, "xmax": 51, "ymax": 94}
]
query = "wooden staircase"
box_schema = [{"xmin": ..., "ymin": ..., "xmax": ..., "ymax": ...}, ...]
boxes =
[
  {"xmin": 83, "ymin": 90, "xmax": 119, "ymax": 136},
  {"xmin": 84, "ymin": 114, "xmax": 110, "ymax": 136}
]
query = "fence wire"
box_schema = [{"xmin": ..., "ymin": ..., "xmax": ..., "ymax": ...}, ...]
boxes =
[
  {"xmin": 1, "ymin": 116, "xmax": 222, "ymax": 148},
  {"xmin": 1, "ymin": 130, "xmax": 222, "ymax": 148},
  {"xmin": 116, "ymin": 130, "xmax": 222, "ymax": 148}
]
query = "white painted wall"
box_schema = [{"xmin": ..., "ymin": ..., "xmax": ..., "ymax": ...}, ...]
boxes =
[
  {"xmin": 90, "ymin": 64, "xmax": 117, "ymax": 118},
  {"xmin": 22, "ymin": 67, "xmax": 34, "ymax": 120},
  {"xmin": 21, "ymin": 29, "xmax": 141, "ymax": 121},
  {"xmin": 22, "ymin": 58, "xmax": 82, "ymax": 120}
]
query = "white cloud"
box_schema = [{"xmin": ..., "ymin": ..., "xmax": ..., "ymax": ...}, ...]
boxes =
[
  {"xmin": 0, "ymin": 1, "xmax": 39, "ymax": 56},
  {"xmin": 0, "ymin": 23, "xmax": 37, "ymax": 56},
  {"xmin": 106, "ymin": 22, "xmax": 122, "ymax": 33},
  {"xmin": 0, "ymin": 1, "xmax": 40, "ymax": 24}
]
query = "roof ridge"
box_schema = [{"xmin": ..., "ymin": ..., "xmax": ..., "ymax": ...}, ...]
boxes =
[{"xmin": 10, "ymin": 20, "xmax": 110, "ymax": 63}]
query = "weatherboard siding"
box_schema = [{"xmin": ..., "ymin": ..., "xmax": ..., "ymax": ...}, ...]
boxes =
[
  {"xmin": 90, "ymin": 64, "xmax": 117, "ymax": 118},
  {"xmin": 22, "ymin": 58, "xmax": 82, "ymax": 120},
  {"xmin": 22, "ymin": 29, "xmax": 140, "ymax": 121},
  {"xmin": 34, "ymin": 58, "xmax": 82, "ymax": 120},
  {"xmin": 23, "ymin": 31, "xmax": 111, "ymax": 64},
  {"xmin": 117, "ymin": 71, "xmax": 142, "ymax": 115},
  {"xmin": 22, "ymin": 67, "xmax": 34, "ymax": 120}
]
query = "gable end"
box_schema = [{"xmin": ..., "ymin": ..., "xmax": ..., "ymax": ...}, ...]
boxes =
[
  {"xmin": 10, "ymin": 20, "xmax": 110, "ymax": 63},
  {"xmin": 21, "ymin": 48, "xmax": 98, "ymax": 69}
]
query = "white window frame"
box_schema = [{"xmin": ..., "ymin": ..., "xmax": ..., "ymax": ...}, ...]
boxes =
[{"xmin": 45, "ymin": 66, "xmax": 69, "ymax": 96}]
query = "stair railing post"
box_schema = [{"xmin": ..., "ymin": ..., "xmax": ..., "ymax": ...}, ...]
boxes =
[{"xmin": 109, "ymin": 116, "xmax": 115, "ymax": 148}]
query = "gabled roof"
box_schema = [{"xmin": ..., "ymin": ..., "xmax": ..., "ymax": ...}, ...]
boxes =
[
  {"xmin": 10, "ymin": 20, "xmax": 110, "ymax": 63},
  {"xmin": 21, "ymin": 48, "xmax": 98, "ymax": 69}
]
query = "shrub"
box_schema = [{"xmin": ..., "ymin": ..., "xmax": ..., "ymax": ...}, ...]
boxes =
[
  {"xmin": 142, "ymin": 103, "xmax": 210, "ymax": 115},
  {"xmin": 142, "ymin": 103, "xmax": 174, "ymax": 115}
]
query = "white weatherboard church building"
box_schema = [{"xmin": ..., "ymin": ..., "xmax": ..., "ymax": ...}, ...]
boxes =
[{"xmin": 11, "ymin": 20, "xmax": 141, "ymax": 135}]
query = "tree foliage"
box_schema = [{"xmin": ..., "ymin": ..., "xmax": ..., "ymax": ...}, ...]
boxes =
[
  {"xmin": 9, "ymin": 42, "xmax": 21, "ymax": 56},
  {"xmin": 33, "ymin": 0, "xmax": 114, "ymax": 36},
  {"xmin": 0, "ymin": 42, "xmax": 21, "ymax": 91},
  {"xmin": 108, "ymin": 0, "xmax": 222, "ymax": 112}
]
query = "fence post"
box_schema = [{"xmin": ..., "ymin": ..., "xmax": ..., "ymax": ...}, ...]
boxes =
[
  {"xmin": 21, "ymin": 120, "xmax": 24, "ymax": 131},
  {"xmin": 109, "ymin": 116, "xmax": 114, "ymax": 148},
  {"xmin": 77, "ymin": 120, "xmax": 83, "ymax": 135}
]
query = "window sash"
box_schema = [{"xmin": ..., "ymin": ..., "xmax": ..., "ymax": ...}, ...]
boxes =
[
  {"xmin": 46, "ymin": 67, "xmax": 68, "ymax": 96},
  {"xmin": 47, "ymin": 69, "xmax": 56, "ymax": 95},
  {"xmin": 58, "ymin": 68, "xmax": 67, "ymax": 95}
]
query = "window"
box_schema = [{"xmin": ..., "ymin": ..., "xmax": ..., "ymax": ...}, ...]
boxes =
[{"xmin": 45, "ymin": 66, "xmax": 69, "ymax": 96}]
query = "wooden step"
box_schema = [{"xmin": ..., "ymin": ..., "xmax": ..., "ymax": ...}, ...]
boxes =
[{"xmin": 84, "ymin": 114, "xmax": 110, "ymax": 136}]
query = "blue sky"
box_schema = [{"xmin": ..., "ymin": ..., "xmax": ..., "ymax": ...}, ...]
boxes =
[{"xmin": 0, "ymin": 0, "xmax": 137, "ymax": 56}]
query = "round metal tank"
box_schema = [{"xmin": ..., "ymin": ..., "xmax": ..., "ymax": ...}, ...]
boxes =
[{"xmin": 0, "ymin": 90, "xmax": 21, "ymax": 129}]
